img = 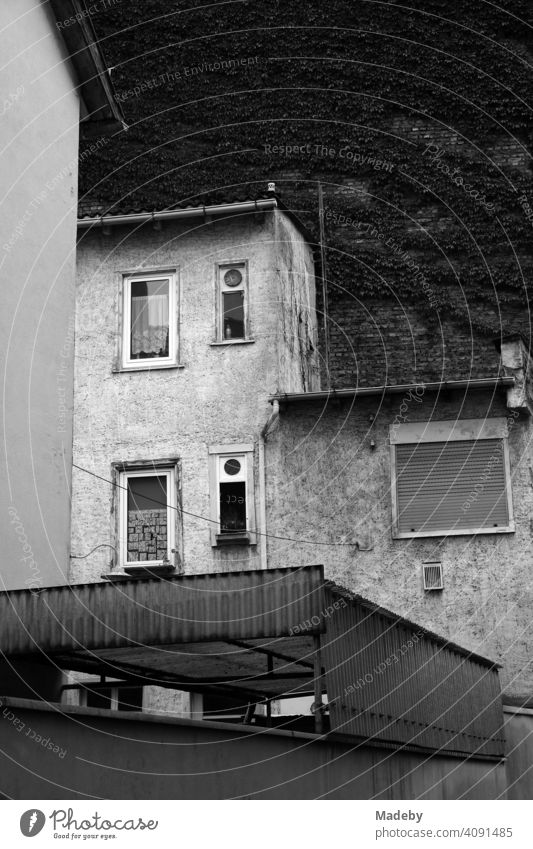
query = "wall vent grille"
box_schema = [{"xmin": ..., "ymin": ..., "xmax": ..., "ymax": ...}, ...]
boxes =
[{"xmin": 423, "ymin": 562, "xmax": 444, "ymax": 591}]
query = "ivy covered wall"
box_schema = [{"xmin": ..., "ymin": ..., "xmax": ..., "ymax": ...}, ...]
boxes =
[{"xmin": 80, "ymin": 0, "xmax": 533, "ymax": 385}]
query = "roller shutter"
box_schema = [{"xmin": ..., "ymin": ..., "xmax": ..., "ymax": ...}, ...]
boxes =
[{"xmin": 394, "ymin": 439, "xmax": 510, "ymax": 535}]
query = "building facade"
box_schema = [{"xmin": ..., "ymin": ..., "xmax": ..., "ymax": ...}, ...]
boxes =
[
  {"xmin": 0, "ymin": 0, "xmax": 122, "ymax": 592},
  {"xmin": 266, "ymin": 349, "xmax": 533, "ymax": 700},
  {"xmin": 72, "ymin": 195, "xmax": 533, "ymax": 708},
  {"xmin": 71, "ymin": 200, "xmax": 318, "ymax": 584}
]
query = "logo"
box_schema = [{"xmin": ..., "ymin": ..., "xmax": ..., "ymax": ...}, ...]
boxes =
[{"xmin": 20, "ymin": 810, "xmax": 46, "ymax": 837}]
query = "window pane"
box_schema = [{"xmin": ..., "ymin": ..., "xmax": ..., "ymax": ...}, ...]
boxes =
[
  {"xmin": 86, "ymin": 687, "xmax": 112, "ymax": 710},
  {"xmin": 117, "ymin": 687, "xmax": 143, "ymax": 712},
  {"xmin": 203, "ymin": 693, "xmax": 247, "ymax": 721},
  {"xmin": 219, "ymin": 481, "xmax": 246, "ymax": 532},
  {"xmin": 130, "ymin": 279, "xmax": 169, "ymax": 359},
  {"xmin": 222, "ymin": 291, "xmax": 244, "ymax": 339},
  {"xmin": 127, "ymin": 475, "xmax": 168, "ymax": 561}
]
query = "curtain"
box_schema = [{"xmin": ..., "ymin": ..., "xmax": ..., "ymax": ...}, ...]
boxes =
[{"xmin": 130, "ymin": 283, "xmax": 169, "ymax": 358}]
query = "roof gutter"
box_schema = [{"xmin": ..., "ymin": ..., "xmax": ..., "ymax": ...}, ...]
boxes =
[
  {"xmin": 271, "ymin": 377, "xmax": 515, "ymax": 405},
  {"xmin": 77, "ymin": 198, "xmax": 278, "ymax": 230}
]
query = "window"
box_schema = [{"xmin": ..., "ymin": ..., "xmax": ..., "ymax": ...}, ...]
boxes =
[
  {"xmin": 390, "ymin": 418, "xmax": 514, "ymax": 538},
  {"xmin": 122, "ymin": 272, "xmax": 177, "ymax": 368},
  {"xmin": 118, "ymin": 466, "xmax": 177, "ymax": 568},
  {"xmin": 79, "ymin": 684, "xmax": 143, "ymax": 712},
  {"xmin": 216, "ymin": 263, "xmax": 248, "ymax": 342},
  {"xmin": 208, "ymin": 444, "xmax": 256, "ymax": 545}
]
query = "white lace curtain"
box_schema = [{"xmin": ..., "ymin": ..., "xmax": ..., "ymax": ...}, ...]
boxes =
[{"xmin": 131, "ymin": 290, "xmax": 169, "ymax": 357}]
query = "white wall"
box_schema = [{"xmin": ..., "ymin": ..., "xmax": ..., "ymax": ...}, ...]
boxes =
[{"xmin": 0, "ymin": 0, "xmax": 80, "ymax": 589}]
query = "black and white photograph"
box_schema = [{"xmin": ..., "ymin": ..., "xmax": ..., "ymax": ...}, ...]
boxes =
[{"xmin": 1, "ymin": 0, "xmax": 533, "ymax": 838}]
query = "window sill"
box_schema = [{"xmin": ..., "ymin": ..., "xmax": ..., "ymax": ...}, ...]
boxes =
[
  {"xmin": 210, "ymin": 340, "xmax": 255, "ymax": 347},
  {"xmin": 393, "ymin": 524, "xmax": 515, "ymax": 540},
  {"xmin": 113, "ymin": 363, "xmax": 185, "ymax": 373},
  {"xmin": 102, "ymin": 568, "xmax": 176, "ymax": 582},
  {"xmin": 105, "ymin": 563, "xmax": 177, "ymax": 579},
  {"xmin": 215, "ymin": 531, "xmax": 253, "ymax": 546}
]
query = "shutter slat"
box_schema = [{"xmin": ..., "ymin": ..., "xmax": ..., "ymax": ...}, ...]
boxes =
[{"xmin": 395, "ymin": 440, "xmax": 509, "ymax": 534}]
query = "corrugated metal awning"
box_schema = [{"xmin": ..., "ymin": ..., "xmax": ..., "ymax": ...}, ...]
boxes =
[
  {"xmin": 0, "ymin": 566, "xmax": 325, "ymax": 702},
  {"xmin": 0, "ymin": 566, "xmax": 505, "ymax": 756}
]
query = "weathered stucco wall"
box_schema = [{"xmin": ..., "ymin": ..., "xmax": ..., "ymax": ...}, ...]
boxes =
[
  {"xmin": 0, "ymin": 0, "xmax": 80, "ymax": 591},
  {"xmin": 274, "ymin": 212, "xmax": 320, "ymax": 393},
  {"xmin": 265, "ymin": 387, "xmax": 533, "ymax": 699},
  {"xmin": 71, "ymin": 209, "xmax": 317, "ymax": 580}
]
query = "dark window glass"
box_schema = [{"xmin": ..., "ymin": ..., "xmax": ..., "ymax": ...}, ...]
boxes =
[
  {"xmin": 117, "ymin": 687, "xmax": 143, "ymax": 712},
  {"xmin": 219, "ymin": 481, "xmax": 246, "ymax": 532},
  {"xmin": 222, "ymin": 291, "xmax": 244, "ymax": 339},
  {"xmin": 203, "ymin": 693, "xmax": 247, "ymax": 721},
  {"xmin": 85, "ymin": 687, "xmax": 112, "ymax": 710},
  {"xmin": 127, "ymin": 475, "xmax": 168, "ymax": 561},
  {"xmin": 130, "ymin": 278, "xmax": 169, "ymax": 359},
  {"xmin": 224, "ymin": 458, "xmax": 241, "ymax": 476}
]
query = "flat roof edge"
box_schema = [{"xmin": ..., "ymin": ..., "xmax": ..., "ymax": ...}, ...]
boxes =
[{"xmin": 271, "ymin": 377, "xmax": 515, "ymax": 405}]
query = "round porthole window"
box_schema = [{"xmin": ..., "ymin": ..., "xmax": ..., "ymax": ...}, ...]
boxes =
[
  {"xmin": 224, "ymin": 268, "xmax": 243, "ymax": 287},
  {"xmin": 224, "ymin": 458, "xmax": 241, "ymax": 475}
]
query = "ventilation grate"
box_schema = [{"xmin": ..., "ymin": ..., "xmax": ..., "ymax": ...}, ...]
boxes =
[{"xmin": 423, "ymin": 562, "xmax": 444, "ymax": 591}]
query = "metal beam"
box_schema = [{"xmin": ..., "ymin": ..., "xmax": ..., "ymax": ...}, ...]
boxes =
[{"xmin": 226, "ymin": 639, "xmax": 315, "ymax": 669}]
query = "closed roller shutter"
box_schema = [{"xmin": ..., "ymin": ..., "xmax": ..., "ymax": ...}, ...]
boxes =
[{"xmin": 395, "ymin": 439, "xmax": 510, "ymax": 535}]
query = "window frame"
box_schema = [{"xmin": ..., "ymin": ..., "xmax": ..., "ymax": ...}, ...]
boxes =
[
  {"xmin": 208, "ymin": 443, "xmax": 256, "ymax": 545},
  {"xmin": 115, "ymin": 461, "xmax": 178, "ymax": 570},
  {"xmin": 390, "ymin": 418, "xmax": 515, "ymax": 539},
  {"xmin": 215, "ymin": 261, "xmax": 250, "ymax": 343},
  {"xmin": 77, "ymin": 683, "xmax": 144, "ymax": 712},
  {"xmin": 121, "ymin": 270, "xmax": 178, "ymax": 370}
]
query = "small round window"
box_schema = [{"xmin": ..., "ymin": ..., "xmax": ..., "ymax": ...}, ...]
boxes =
[
  {"xmin": 224, "ymin": 268, "xmax": 243, "ymax": 288},
  {"xmin": 224, "ymin": 458, "xmax": 241, "ymax": 476}
]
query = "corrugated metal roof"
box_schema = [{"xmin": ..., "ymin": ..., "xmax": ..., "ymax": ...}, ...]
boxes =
[
  {"xmin": 0, "ymin": 567, "xmax": 504, "ymax": 755},
  {"xmin": 325, "ymin": 581, "xmax": 500, "ymax": 668},
  {"xmin": 0, "ymin": 566, "xmax": 325, "ymax": 656},
  {"xmin": 323, "ymin": 587, "xmax": 504, "ymax": 757}
]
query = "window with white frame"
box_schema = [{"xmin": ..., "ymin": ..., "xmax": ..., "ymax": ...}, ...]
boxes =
[
  {"xmin": 390, "ymin": 418, "xmax": 514, "ymax": 538},
  {"xmin": 122, "ymin": 272, "xmax": 177, "ymax": 368},
  {"xmin": 216, "ymin": 263, "xmax": 247, "ymax": 341},
  {"xmin": 208, "ymin": 444, "xmax": 256, "ymax": 544},
  {"xmin": 118, "ymin": 466, "xmax": 176, "ymax": 567}
]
